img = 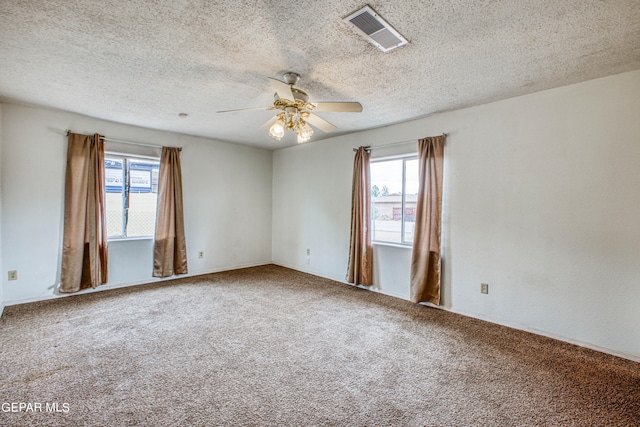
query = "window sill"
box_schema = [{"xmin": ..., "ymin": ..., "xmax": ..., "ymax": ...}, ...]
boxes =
[
  {"xmin": 372, "ymin": 241, "xmax": 413, "ymax": 250},
  {"xmin": 108, "ymin": 236, "xmax": 154, "ymax": 242}
]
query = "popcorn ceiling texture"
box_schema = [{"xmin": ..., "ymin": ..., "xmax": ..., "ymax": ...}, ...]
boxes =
[{"xmin": 0, "ymin": 0, "xmax": 639, "ymax": 149}]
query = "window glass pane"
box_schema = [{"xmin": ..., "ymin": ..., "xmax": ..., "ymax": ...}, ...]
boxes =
[
  {"xmin": 126, "ymin": 160, "xmax": 159, "ymax": 237},
  {"xmin": 105, "ymin": 156, "xmax": 159, "ymax": 239},
  {"xmin": 403, "ymin": 158, "xmax": 419, "ymax": 243},
  {"xmin": 371, "ymin": 159, "xmax": 403, "ymax": 243},
  {"xmin": 105, "ymin": 158, "xmax": 124, "ymax": 237}
]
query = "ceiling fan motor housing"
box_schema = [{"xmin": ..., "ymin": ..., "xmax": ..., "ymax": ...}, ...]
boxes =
[{"xmin": 282, "ymin": 72, "xmax": 300, "ymax": 85}]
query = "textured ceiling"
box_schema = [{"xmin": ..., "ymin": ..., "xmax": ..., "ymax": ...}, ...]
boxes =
[{"xmin": 1, "ymin": 1, "xmax": 639, "ymax": 149}]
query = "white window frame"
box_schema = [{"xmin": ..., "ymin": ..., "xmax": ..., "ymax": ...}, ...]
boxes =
[
  {"xmin": 105, "ymin": 151, "xmax": 160, "ymax": 241},
  {"xmin": 370, "ymin": 154, "xmax": 418, "ymax": 246}
]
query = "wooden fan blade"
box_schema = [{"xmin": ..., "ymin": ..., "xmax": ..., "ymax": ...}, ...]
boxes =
[
  {"xmin": 217, "ymin": 106, "xmax": 273, "ymax": 113},
  {"xmin": 268, "ymin": 77, "xmax": 294, "ymax": 101},
  {"xmin": 305, "ymin": 113, "xmax": 337, "ymax": 133},
  {"xmin": 259, "ymin": 115, "xmax": 278, "ymax": 130},
  {"xmin": 312, "ymin": 102, "xmax": 363, "ymax": 113}
]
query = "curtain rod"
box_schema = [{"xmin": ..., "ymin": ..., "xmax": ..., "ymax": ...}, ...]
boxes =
[
  {"xmin": 352, "ymin": 133, "xmax": 447, "ymax": 152},
  {"xmin": 101, "ymin": 137, "xmax": 182, "ymax": 151},
  {"xmin": 65, "ymin": 130, "xmax": 182, "ymax": 151}
]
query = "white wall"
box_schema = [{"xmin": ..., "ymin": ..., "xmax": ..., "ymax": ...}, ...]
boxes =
[
  {"xmin": 273, "ymin": 70, "xmax": 640, "ymax": 360},
  {"xmin": 1, "ymin": 103, "xmax": 272, "ymax": 304}
]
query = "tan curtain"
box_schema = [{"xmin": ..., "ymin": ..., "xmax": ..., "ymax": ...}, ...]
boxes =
[
  {"xmin": 153, "ymin": 147, "xmax": 188, "ymax": 277},
  {"xmin": 60, "ymin": 133, "xmax": 108, "ymax": 293},
  {"xmin": 346, "ymin": 146, "xmax": 372, "ymax": 286},
  {"xmin": 410, "ymin": 135, "xmax": 445, "ymax": 304}
]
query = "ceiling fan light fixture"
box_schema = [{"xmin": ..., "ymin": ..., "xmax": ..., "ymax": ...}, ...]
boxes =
[
  {"xmin": 297, "ymin": 133, "xmax": 311, "ymax": 144},
  {"xmin": 299, "ymin": 122, "xmax": 314, "ymax": 140},
  {"xmin": 268, "ymin": 115, "xmax": 286, "ymax": 140},
  {"xmin": 292, "ymin": 115, "xmax": 313, "ymax": 144},
  {"xmin": 218, "ymin": 73, "xmax": 361, "ymax": 144}
]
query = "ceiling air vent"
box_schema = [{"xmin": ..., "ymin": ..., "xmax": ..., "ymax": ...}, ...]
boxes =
[{"xmin": 343, "ymin": 5, "xmax": 408, "ymax": 53}]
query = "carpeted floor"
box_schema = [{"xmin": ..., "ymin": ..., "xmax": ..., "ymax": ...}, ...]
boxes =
[{"xmin": 0, "ymin": 265, "xmax": 638, "ymax": 426}]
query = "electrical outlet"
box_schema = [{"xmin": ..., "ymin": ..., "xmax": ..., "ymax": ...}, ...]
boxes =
[
  {"xmin": 8, "ymin": 270, "xmax": 18, "ymax": 281},
  {"xmin": 198, "ymin": 251, "xmax": 204, "ymax": 259},
  {"xmin": 306, "ymin": 248, "xmax": 310, "ymax": 255},
  {"xmin": 481, "ymin": 283, "xmax": 489, "ymax": 294}
]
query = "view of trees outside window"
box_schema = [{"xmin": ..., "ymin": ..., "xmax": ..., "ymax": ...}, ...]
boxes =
[
  {"xmin": 370, "ymin": 157, "xmax": 418, "ymax": 244},
  {"xmin": 105, "ymin": 157, "xmax": 159, "ymax": 238}
]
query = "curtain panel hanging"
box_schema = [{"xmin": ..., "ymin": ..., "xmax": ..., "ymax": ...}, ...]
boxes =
[
  {"xmin": 410, "ymin": 135, "xmax": 445, "ymax": 304},
  {"xmin": 60, "ymin": 133, "xmax": 108, "ymax": 293},
  {"xmin": 346, "ymin": 146, "xmax": 373, "ymax": 286},
  {"xmin": 153, "ymin": 147, "xmax": 188, "ymax": 277}
]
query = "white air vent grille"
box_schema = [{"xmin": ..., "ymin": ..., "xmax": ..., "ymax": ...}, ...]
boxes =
[{"xmin": 343, "ymin": 5, "xmax": 408, "ymax": 52}]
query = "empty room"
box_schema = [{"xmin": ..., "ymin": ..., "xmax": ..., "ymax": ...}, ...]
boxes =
[{"xmin": 0, "ymin": 1, "xmax": 639, "ymax": 425}]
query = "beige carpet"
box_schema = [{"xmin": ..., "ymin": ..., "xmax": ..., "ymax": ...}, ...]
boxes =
[{"xmin": 1, "ymin": 265, "xmax": 638, "ymax": 426}]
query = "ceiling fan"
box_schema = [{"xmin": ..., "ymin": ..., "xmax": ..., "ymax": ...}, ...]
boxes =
[{"xmin": 217, "ymin": 72, "xmax": 363, "ymax": 143}]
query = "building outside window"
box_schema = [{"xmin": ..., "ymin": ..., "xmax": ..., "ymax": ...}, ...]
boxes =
[
  {"xmin": 370, "ymin": 155, "xmax": 418, "ymax": 245},
  {"xmin": 105, "ymin": 155, "xmax": 160, "ymax": 239}
]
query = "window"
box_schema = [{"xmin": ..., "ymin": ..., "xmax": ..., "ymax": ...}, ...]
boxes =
[
  {"xmin": 370, "ymin": 156, "xmax": 418, "ymax": 244},
  {"xmin": 105, "ymin": 155, "xmax": 160, "ymax": 239}
]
